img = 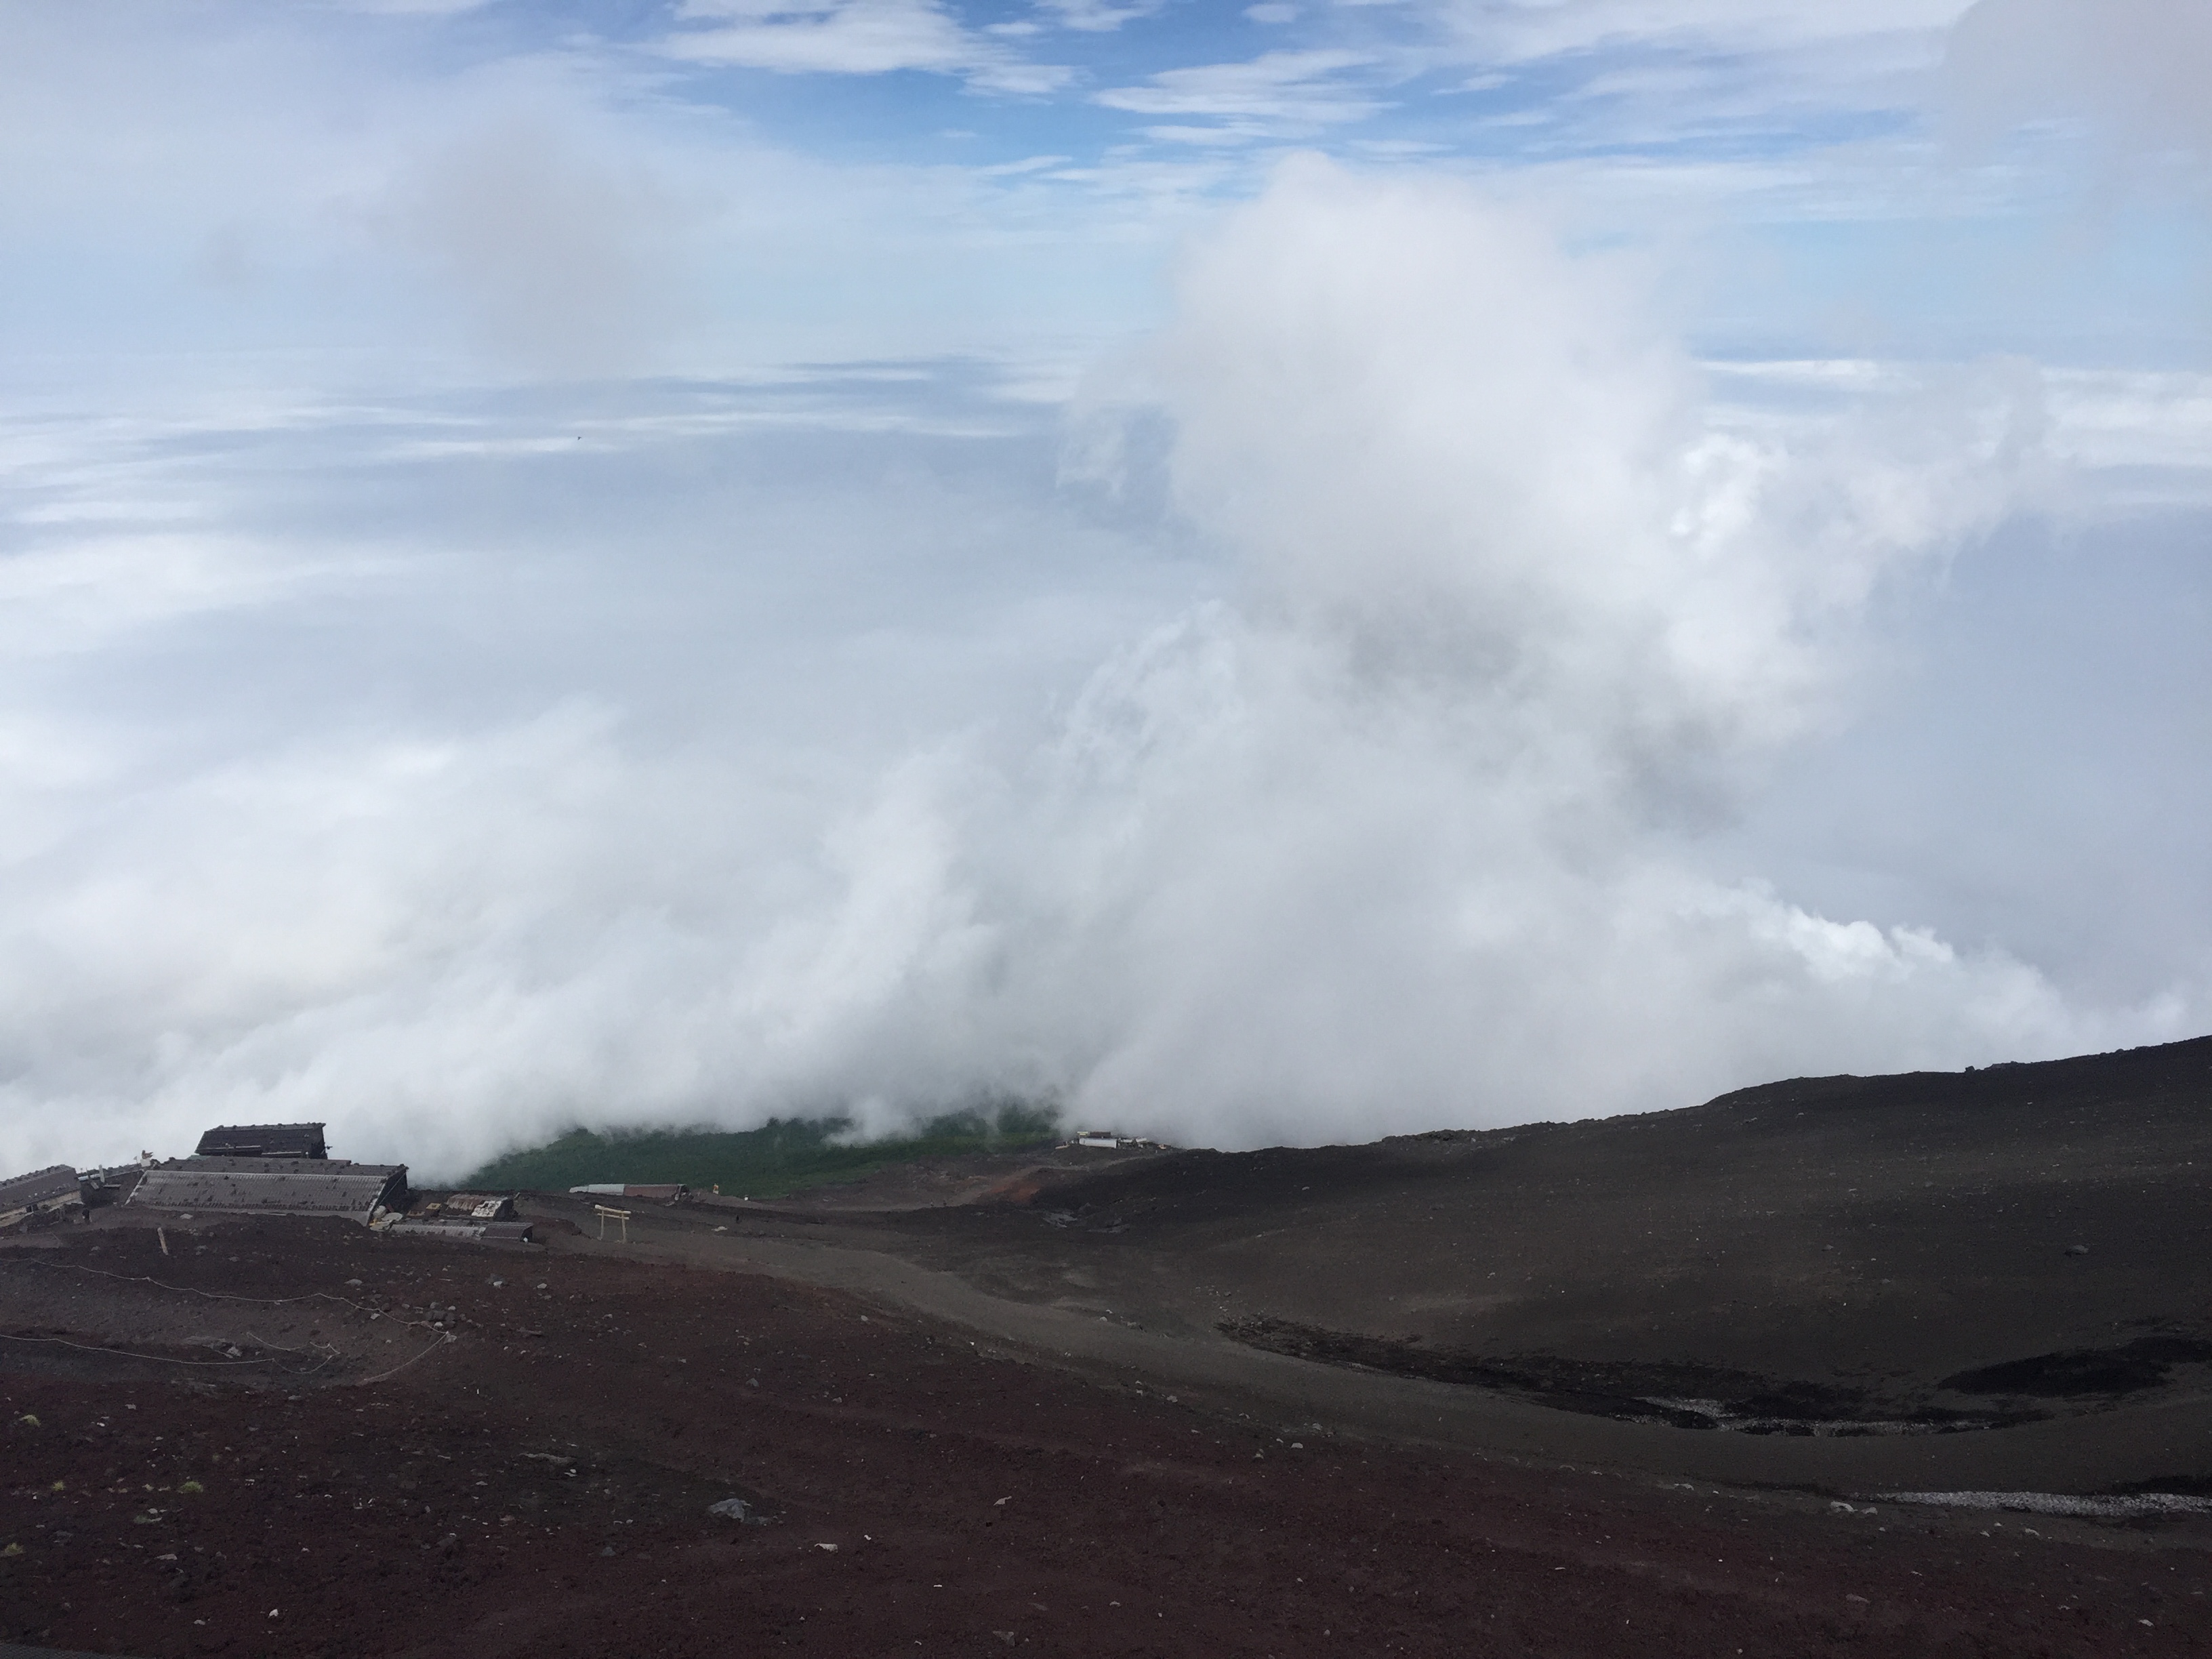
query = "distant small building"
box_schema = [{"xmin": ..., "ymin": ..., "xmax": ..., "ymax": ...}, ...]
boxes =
[
  {"xmin": 0, "ymin": 1165, "xmax": 85, "ymax": 1233},
  {"xmin": 569, "ymin": 1183, "xmax": 689, "ymax": 1203},
  {"xmin": 1066, "ymin": 1132, "xmax": 1172, "ymax": 1152},
  {"xmin": 380, "ymin": 1218, "xmax": 536, "ymax": 1246},
  {"xmin": 194, "ymin": 1123, "xmax": 329, "ymax": 1160},
  {"xmin": 77, "ymin": 1164, "xmax": 147, "ymax": 1207},
  {"xmin": 129, "ymin": 1156, "xmax": 407, "ymax": 1227},
  {"xmin": 415, "ymin": 1193, "xmax": 517, "ymax": 1222}
]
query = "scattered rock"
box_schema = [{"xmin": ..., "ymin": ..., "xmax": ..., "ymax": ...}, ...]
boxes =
[
  {"xmin": 2065, "ymin": 1244, "xmax": 2089, "ymax": 1256},
  {"xmin": 708, "ymin": 1497, "xmax": 769, "ymax": 1525}
]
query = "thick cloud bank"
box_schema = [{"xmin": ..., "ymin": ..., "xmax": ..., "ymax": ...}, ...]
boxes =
[{"xmin": 0, "ymin": 161, "xmax": 2195, "ymax": 1177}]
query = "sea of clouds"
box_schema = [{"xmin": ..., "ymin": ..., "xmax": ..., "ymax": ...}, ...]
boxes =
[{"xmin": 1, "ymin": 159, "xmax": 2205, "ymax": 1177}]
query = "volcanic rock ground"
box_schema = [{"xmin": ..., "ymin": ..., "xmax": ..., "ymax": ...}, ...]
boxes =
[{"xmin": 5, "ymin": 1037, "xmax": 2212, "ymax": 1656}]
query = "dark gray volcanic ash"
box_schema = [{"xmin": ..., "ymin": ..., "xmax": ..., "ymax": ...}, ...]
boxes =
[
  {"xmin": 12, "ymin": 1036, "xmax": 2212, "ymax": 1659},
  {"xmin": 712, "ymin": 1034, "xmax": 2212, "ymax": 1493}
]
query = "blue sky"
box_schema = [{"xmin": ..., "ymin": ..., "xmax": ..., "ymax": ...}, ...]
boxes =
[
  {"xmin": 5, "ymin": 0, "xmax": 2206, "ymax": 378},
  {"xmin": 0, "ymin": 3, "xmax": 2206, "ymax": 1175}
]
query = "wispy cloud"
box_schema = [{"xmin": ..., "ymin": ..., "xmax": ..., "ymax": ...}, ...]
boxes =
[
  {"xmin": 1033, "ymin": 0, "xmax": 1172, "ymax": 33},
  {"xmin": 1417, "ymin": 1, "xmax": 1975, "ymax": 62},
  {"xmin": 664, "ymin": 0, "xmax": 1072, "ymax": 94},
  {"xmin": 1395, "ymin": 1, "xmax": 1975, "ymax": 154},
  {"xmin": 1095, "ymin": 48, "xmax": 1387, "ymax": 140},
  {"xmin": 333, "ymin": 0, "xmax": 497, "ymax": 14},
  {"xmin": 1943, "ymin": 0, "xmax": 2212, "ymax": 161}
]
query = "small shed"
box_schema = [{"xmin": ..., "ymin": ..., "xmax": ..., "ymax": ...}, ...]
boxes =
[
  {"xmin": 0, "ymin": 1165, "xmax": 85, "ymax": 1232},
  {"xmin": 78, "ymin": 1164, "xmax": 147, "ymax": 1206},
  {"xmin": 417, "ymin": 1193, "xmax": 517, "ymax": 1222},
  {"xmin": 194, "ymin": 1123, "xmax": 329, "ymax": 1160}
]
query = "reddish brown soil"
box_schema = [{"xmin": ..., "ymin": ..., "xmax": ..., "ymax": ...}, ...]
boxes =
[{"xmin": 6, "ymin": 1217, "xmax": 2211, "ymax": 1658}]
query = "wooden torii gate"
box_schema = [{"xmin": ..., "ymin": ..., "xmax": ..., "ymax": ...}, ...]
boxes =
[{"xmin": 594, "ymin": 1204, "xmax": 632, "ymax": 1242}]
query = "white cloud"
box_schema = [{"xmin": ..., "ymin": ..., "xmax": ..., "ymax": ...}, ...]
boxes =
[
  {"xmin": 3, "ymin": 160, "xmax": 2194, "ymax": 1181},
  {"xmin": 0, "ymin": 533, "xmax": 327, "ymax": 659},
  {"xmin": 1034, "ymin": 0, "xmax": 1171, "ymax": 33},
  {"xmin": 969, "ymin": 160, "xmax": 2186, "ymax": 1139},
  {"xmin": 1396, "ymin": 0, "xmax": 1978, "ymax": 154},
  {"xmin": 333, "ymin": 0, "xmax": 495, "ymax": 14},
  {"xmin": 0, "ymin": 3, "xmax": 1203, "ymax": 380},
  {"xmin": 977, "ymin": 153, "xmax": 1077, "ymax": 176},
  {"xmin": 665, "ymin": 0, "xmax": 1072, "ymax": 91},
  {"xmin": 1419, "ymin": 0, "xmax": 1975, "ymax": 62},
  {"xmin": 1138, "ymin": 124, "xmax": 1277, "ymax": 147},
  {"xmin": 1095, "ymin": 49, "xmax": 1387, "ymax": 133},
  {"xmin": 1942, "ymin": 0, "xmax": 2212, "ymax": 159},
  {"xmin": 2040, "ymin": 369, "xmax": 2212, "ymax": 496},
  {"xmin": 1, "ymin": 9, "xmax": 2203, "ymax": 1179},
  {"xmin": 381, "ymin": 118, "xmax": 699, "ymax": 377}
]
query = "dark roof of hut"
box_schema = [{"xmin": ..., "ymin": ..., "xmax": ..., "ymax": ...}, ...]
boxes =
[{"xmin": 193, "ymin": 1124, "xmax": 329, "ymax": 1160}]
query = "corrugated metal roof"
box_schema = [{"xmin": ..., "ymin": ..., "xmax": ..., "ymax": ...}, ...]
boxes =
[
  {"xmin": 421, "ymin": 1192, "xmax": 517, "ymax": 1221},
  {"xmin": 165, "ymin": 1157, "xmax": 337, "ymax": 1174},
  {"xmin": 129, "ymin": 1157, "xmax": 405, "ymax": 1225},
  {"xmin": 381, "ymin": 1218, "xmax": 535, "ymax": 1245},
  {"xmin": 0, "ymin": 1164, "xmax": 81, "ymax": 1208}
]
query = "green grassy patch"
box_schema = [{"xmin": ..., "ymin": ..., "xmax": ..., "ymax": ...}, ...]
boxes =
[{"xmin": 457, "ymin": 1104, "xmax": 1061, "ymax": 1198}]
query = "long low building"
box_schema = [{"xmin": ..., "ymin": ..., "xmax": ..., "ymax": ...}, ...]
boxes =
[
  {"xmin": 380, "ymin": 1218, "xmax": 536, "ymax": 1245},
  {"xmin": 0, "ymin": 1164, "xmax": 85, "ymax": 1232},
  {"xmin": 129, "ymin": 1156, "xmax": 408, "ymax": 1226},
  {"xmin": 569, "ymin": 1182, "xmax": 689, "ymax": 1203}
]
